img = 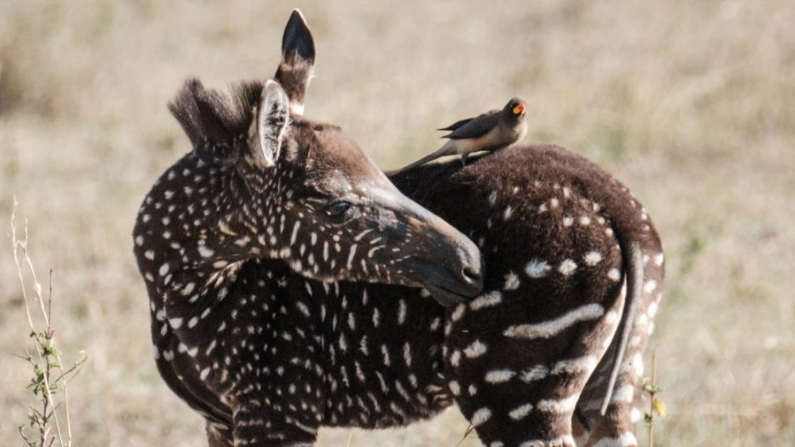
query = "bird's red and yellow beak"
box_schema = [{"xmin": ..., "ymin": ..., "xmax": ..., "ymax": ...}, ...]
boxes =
[{"xmin": 513, "ymin": 103, "xmax": 527, "ymax": 115}]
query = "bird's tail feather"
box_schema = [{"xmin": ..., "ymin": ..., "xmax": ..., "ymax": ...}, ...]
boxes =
[{"xmin": 394, "ymin": 141, "xmax": 455, "ymax": 174}]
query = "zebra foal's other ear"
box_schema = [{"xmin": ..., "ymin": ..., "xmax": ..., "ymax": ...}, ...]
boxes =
[
  {"xmin": 274, "ymin": 9, "xmax": 315, "ymax": 116},
  {"xmin": 253, "ymin": 80, "xmax": 290, "ymax": 167}
]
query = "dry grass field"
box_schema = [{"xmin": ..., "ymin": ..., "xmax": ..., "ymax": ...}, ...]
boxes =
[{"xmin": 1, "ymin": 0, "xmax": 794, "ymax": 445}]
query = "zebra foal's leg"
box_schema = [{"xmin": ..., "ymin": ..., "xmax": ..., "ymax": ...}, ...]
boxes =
[
  {"xmin": 441, "ymin": 196, "xmax": 628, "ymax": 447},
  {"xmin": 574, "ymin": 249, "xmax": 664, "ymax": 447},
  {"xmin": 444, "ymin": 275, "xmax": 624, "ymax": 446},
  {"xmin": 228, "ymin": 402, "xmax": 318, "ymax": 447}
]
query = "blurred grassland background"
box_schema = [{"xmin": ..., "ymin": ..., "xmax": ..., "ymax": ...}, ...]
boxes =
[{"xmin": 1, "ymin": 0, "xmax": 794, "ymax": 445}]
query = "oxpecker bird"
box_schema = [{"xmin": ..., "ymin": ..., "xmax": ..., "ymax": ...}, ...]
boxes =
[{"xmin": 398, "ymin": 97, "xmax": 528, "ymax": 172}]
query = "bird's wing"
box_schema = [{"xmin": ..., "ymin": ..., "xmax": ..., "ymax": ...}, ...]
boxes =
[
  {"xmin": 437, "ymin": 117, "xmax": 475, "ymax": 132},
  {"xmin": 441, "ymin": 110, "xmax": 500, "ymax": 140}
]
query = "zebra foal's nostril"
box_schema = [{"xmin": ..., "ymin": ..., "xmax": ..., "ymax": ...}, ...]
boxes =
[
  {"xmin": 456, "ymin": 243, "xmax": 483, "ymax": 290},
  {"xmin": 462, "ymin": 265, "xmax": 482, "ymax": 285}
]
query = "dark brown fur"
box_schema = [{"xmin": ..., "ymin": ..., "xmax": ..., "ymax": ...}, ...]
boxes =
[{"xmin": 133, "ymin": 10, "xmax": 664, "ymax": 447}]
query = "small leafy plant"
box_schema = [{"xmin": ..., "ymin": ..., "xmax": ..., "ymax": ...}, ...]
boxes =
[{"xmin": 11, "ymin": 199, "xmax": 87, "ymax": 447}]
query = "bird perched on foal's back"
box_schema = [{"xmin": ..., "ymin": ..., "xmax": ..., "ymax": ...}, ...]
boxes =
[{"xmin": 397, "ymin": 97, "xmax": 528, "ymax": 172}]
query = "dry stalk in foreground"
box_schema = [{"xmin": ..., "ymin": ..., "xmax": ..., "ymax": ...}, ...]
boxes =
[
  {"xmin": 456, "ymin": 423, "xmax": 478, "ymax": 446},
  {"xmin": 642, "ymin": 349, "xmax": 667, "ymax": 447},
  {"xmin": 11, "ymin": 198, "xmax": 87, "ymax": 447}
]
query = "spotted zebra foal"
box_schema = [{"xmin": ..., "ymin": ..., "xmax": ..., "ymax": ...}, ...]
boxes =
[{"xmin": 133, "ymin": 10, "xmax": 664, "ymax": 447}]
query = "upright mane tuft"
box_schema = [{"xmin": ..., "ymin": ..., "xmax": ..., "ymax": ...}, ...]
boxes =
[{"xmin": 168, "ymin": 79, "xmax": 264, "ymax": 147}]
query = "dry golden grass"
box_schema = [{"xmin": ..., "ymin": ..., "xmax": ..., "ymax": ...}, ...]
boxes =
[{"xmin": 1, "ymin": 0, "xmax": 793, "ymax": 445}]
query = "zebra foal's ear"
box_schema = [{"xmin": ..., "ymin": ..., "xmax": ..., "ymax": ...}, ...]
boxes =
[
  {"xmin": 168, "ymin": 79, "xmax": 240, "ymax": 167},
  {"xmin": 253, "ymin": 80, "xmax": 290, "ymax": 167},
  {"xmin": 274, "ymin": 9, "xmax": 315, "ymax": 116}
]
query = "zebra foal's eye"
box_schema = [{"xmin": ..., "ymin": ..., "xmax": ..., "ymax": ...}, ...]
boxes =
[{"xmin": 327, "ymin": 201, "xmax": 353, "ymax": 221}]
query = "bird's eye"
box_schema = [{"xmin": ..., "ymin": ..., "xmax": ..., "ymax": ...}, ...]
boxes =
[{"xmin": 327, "ymin": 201, "xmax": 353, "ymax": 221}]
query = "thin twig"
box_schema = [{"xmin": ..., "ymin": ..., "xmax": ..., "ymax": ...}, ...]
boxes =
[
  {"xmin": 48, "ymin": 270, "xmax": 54, "ymax": 332},
  {"xmin": 648, "ymin": 349, "xmax": 657, "ymax": 447},
  {"xmin": 11, "ymin": 200, "xmax": 37, "ymax": 339},
  {"xmin": 52, "ymin": 355, "xmax": 89, "ymax": 387},
  {"xmin": 456, "ymin": 424, "xmax": 477, "ymax": 446}
]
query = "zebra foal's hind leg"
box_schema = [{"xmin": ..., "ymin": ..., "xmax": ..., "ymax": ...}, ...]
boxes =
[
  {"xmin": 573, "ymin": 341, "xmax": 642, "ymax": 447},
  {"xmin": 444, "ymin": 275, "xmax": 625, "ymax": 447},
  {"xmin": 438, "ymin": 185, "xmax": 636, "ymax": 446},
  {"xmin": 574, "ymin": 250, "xmax": 664, "ymax": 447}
]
